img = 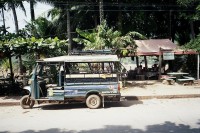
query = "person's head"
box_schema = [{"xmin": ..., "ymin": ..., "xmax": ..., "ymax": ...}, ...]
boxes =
[{"xmin": 153, "ymin": 64, "xmax": 157, "ymax": 67}]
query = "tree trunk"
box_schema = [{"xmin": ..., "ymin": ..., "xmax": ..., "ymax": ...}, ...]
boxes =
[
  {"xmin": 169, "ymin": 10, "xmax": 176, "ymax": 43},
  {"xmin": 35, "ymin": 44, "xmax": 40, "ymax": 59},
  {"xmin": 67, "ymin": 8, "xmax": 72, "ymax": 54},
  {"xmin": 93, "ymin": 15, "xmax": 98, "ymax": 27},
  {"xmin": 30, "ymin": 0, "xmax": 35, "ymax": 36},
  {"xmin": 190, "ymin": 21, "xmax": 195, "ymax": 39},
  {"xmin": 117, "ymin": 1, "xmax": 122, "ymax": 31},
  {"xmin": 11, "ymin": 3, "xmax": 23, "ymax": 75},
  {"xmin": 18, "ymin": 55, "xmax": 23, "ymax": 75},
  {"xmin": 1, "ymin": 8, "xmax": 6, "ymax": 34},
  {"xmin": 30, "ymin": 1, "xmax": 35, "ymax": 21},
  {"xmin": 8, "ymin": 55, "xmax": 14, "ymax": 84},
  {"xmin": 99, "ymin": 0, "xmax": 104, "ymax": 24},
  {"xmin": 10, "ymin": 3, "xmax": 19, "ymax": 34}
]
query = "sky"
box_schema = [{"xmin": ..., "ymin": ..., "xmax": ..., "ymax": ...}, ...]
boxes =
[{"xmin": 0, "ymin": 2, "xmax": 53, "ymax": 33}]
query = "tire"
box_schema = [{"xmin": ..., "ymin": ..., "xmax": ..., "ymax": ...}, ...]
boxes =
[
  {"xmin": 86, "ymin": 94, "xmax": 101, "ymax": 109},
  {"xmin": 20, "ymin": 95, "xmax": 35, "ymax": 109}
]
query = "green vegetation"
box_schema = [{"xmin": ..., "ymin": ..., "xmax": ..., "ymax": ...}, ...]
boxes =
[
  {"xmin": 0, "ymin": 0, "xmax": 199, "ymax": 94},
  {"xmin": 184, "ymin": 35, "xmax": 200, "ymax": 52},
  {"xmin": 73, "ymin": 20, "xmax": 146, "ymax": 56}
]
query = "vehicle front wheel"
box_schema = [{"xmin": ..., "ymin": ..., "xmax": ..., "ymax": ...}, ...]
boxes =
[
  {"xmin": 20, "ymin": 95, "xmax": 35, "ymax": 109},
  {"xmin": 86, "ymin": 94, "xmax": 101, "ymax": 109}
]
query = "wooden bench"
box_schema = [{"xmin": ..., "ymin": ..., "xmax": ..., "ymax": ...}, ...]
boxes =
[
  {"xmin": 182, "ymin": 76, "xmax": 195, "ymax": 80},
  {"xmin": 161, "ymin": 75, "xmax": 176, "ymax": 85},
  {"xmin": 177, "ymin": 78, "xmax": 195, "ymax": 85},
  {"xmin": 162, "ymin": 78, "xmax": 175, "ymax": 85}
]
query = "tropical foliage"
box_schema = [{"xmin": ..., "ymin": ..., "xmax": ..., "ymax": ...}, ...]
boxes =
[
  {"xmin": 0, "ymin": 29, "xmax": 67, "ymax": 82},
  {"xmin": 0, "ymin": 0, "xmax": 200, "ymax": 75},
  {"xmin": 25, "ymin": 17, "xmax": 56, "ymax": 38},
  {"xmin": 0, "ymin": 36, "xmax": 68, "ymax": 59},
  {"xmin": 73, "ymin": 20, "xmax": 146, "ymax": 56},
  {"xmin": 184, "ymin": 35, "xmax": 200, "ymax": 52}
]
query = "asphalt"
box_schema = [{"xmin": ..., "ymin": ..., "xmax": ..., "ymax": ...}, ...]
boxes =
[{"xmin": 1, "ymin": 80, "xmax": 200, "ymax": 106}]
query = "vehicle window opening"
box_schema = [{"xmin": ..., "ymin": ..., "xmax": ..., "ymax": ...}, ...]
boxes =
[{"xmin": 36, "ymin": 62, "xmax": 66, "ymax": 97}]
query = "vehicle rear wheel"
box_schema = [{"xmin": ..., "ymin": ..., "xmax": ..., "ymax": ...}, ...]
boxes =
[
  {"xmin": 86, "ymin": 94, "xmax": 101, "ymax": 109},
  {"xmin": 20, "ymin": 95, "xmax": 35, "ymax": 109}
]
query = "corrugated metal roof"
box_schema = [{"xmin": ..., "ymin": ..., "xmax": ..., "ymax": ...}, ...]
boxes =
[{"xmin": 38, "ymin": 55, "xmax": 119, "ymax": 62}]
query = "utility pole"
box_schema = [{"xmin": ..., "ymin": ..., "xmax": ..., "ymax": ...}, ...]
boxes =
[{"xmin": 99, "ymin": 0, "xmax": 104, "ymax": 24}]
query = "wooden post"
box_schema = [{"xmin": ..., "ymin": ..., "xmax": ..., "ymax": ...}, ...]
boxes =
[
  {"xmin": 158, "ymin": 48, "xmax": 162, "ymax": 80},
  {"xmin": 136, "ymin": 56, "xmax": 139, "ymax": 67},
  {"xmin": 8, "ymin": 55, "xmax": 14, "ymax": 84},
  {"xmin": 197, "ymin": 54, "xmax": 199, "ymax": 80},
  {"xmin": 144, "ymin": 56, "xmax": 148, "ymax": 68}
]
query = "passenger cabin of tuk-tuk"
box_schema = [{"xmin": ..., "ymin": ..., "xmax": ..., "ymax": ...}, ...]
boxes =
[{"xmin": 20, "ymin": 54, "xmax": 122, "ymax": 109}]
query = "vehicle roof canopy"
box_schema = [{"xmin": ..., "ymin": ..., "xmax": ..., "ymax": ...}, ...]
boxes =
[{"xmin": 37, "ymin": 55, "xmax": 119, "ymax": 63}]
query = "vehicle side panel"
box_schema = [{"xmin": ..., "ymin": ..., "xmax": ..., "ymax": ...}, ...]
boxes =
[{"xmin": 64, "ymin": 73, "xmax": 120, "ymax": 99}]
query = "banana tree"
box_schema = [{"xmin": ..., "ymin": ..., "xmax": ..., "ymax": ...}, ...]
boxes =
[{"xmin": 73, "ymin": 20, "xmax": 146, "ymax": 56}]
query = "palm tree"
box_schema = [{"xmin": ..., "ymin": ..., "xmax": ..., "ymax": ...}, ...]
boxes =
[
  {"xmin": 0, "ymin": 2, "xmax": 6, "ymax": 34},
  {"xmin": 27, "ymin": 0, "xmax": 37, "ymax": 36},
  {"xmin": 5, "ymin": 1, "xmax": 26, "ymax": 75},
  {"xmin": 25, "ymin": 16, "xmax": 56, "ymax": 38},
  {"xmin": 5, "ymin": 1, "xmax": 26, "ymax": 34},
  {"xmin": 29, "ymin": 0, "xmax": 35, "ymax": 21}
]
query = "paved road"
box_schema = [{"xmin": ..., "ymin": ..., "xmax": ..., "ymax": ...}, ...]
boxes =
[{"xmin": 0, "ymin": 98, "xmax": 200, "ymax": 133}]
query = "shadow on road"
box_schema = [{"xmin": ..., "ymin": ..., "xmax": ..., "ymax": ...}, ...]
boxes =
[
  {"xmin": 37, "ymin": 102, "xmax": 86, "ymax": 110},
  {"xmin": 2, "ymin": 121, "xmax": 200, "ymax": 133},
  {"xmin": 125, "ymin": 80, "xmax": 157, "ymax": 89},
  {"xmin": 104, "ymin": 100, "xmax": 143, "ymax": 108},
  {"xmin": 37, "ymin": 98, "xmax": 143, "ymax": 110}
]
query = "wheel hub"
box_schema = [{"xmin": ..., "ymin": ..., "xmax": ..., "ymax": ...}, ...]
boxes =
[{"xmin": 90, "ymin": 97, "xmax": 97, "ymax": 106}]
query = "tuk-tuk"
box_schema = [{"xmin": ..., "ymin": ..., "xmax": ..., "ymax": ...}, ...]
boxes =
[{"xmin": 20, "ymin": 54, "xmax": 123, "ymax": 109}]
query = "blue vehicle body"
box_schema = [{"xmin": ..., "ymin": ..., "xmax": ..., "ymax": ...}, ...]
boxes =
[{"xmin": 21, "ymin": 55, "xmax": 123, "ymax": 109}]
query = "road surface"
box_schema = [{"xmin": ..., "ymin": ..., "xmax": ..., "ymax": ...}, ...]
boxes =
[{"xmin": 0, "ymin": 98, "xmax": 200, "ymax": 133}]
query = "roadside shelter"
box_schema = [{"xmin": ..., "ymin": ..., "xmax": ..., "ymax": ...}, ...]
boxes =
[
  {"xmin": 129, "ymin": 39, "xmax": 199, "ymax": 80},
  {"xmin": 135, "ymin": 39, "xmax": 197, "ymax": 56}
]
